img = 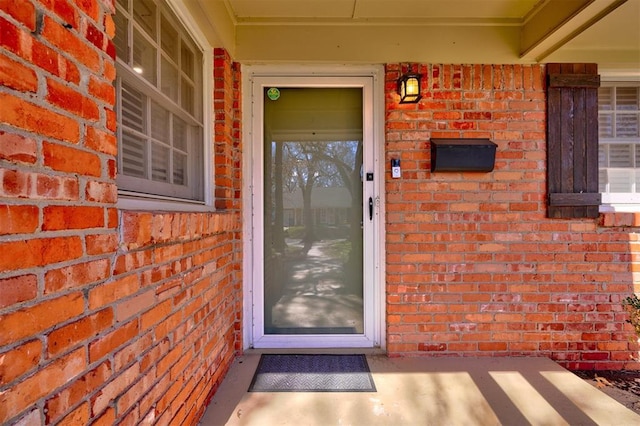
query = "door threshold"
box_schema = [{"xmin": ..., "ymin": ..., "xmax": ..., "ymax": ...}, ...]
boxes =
[{"xmin": 244, "ymin": 347, "xmax": 386, "ymax": 356}]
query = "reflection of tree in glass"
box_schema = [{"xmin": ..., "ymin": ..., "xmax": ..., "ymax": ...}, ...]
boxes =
[
  {"xmin": 277, "ymin": 140, "xmax": 362, "ymax": 266},
  {"xmin": 283, "ymin": 142, "xmax": 320, "ymax": 251}
]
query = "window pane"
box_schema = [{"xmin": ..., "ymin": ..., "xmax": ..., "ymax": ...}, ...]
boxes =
[
  {"xmin": 191, "ymin": 125, "xmax": 203, "ymax": 192},
  {"xmin": 174, "ymin": 152, "xmax": 186, "ymax": 185},
  {"xmin": 161, "ymin": 57, "xmax": 178, "ymax": 102},
  {"xmin": 133, "ymin": 28, "xmax": 157, "ymax": 85},
  {"xmin": 608, "ymin": 169, "xmax": 634, "ymax": 192},
  {"xmin": 121, "ymin": 82, "xmax": 144, "ymax": 133},
  {"xmin": 599, "ymin": 113, "xmax": 613, "ymax": 137},
  {"xmin": 114, "ymin": 9, "xmax": 129, "ymax": 63},
  {"xmin": 599, "ymin": 168, "xmax": 607, "ymax": 192},
  {"xmin": 116, "ymin": 0, "xmax": 205, "ymax": 202},
  {"xmin": 617, "ymin": 114, "xmax": 639, "ymax": 138},
  {"xmin": 173, "ymin": 116, "xmax": 187, "ymax": 150},
  {"xmin": 133, "ymin": 0, "xmax": 156, "ymax": 38},
  {"xmin": 598, "ymin": 145, "xmax": 607, "ymax": 167},
  {"xmin": 181, "ymin": 43, "xmax": 194, "ymax": 79},
  {"xmin": 161, "ymin": 14, "xmax": 178, "ymax": 57},
  {"xmin": 151, "ymin": 143, "xmax": 169, "ymax": 182},
  {"xmin": 597, "ymin": 84, "xmax": 640, "ymax": 198},
  {"xmin": 181, "ymin": 78, "xmax": 194, "ymax": 115},
  {"xmin": 617, "ymin": 87, "xmax": 639, "ymax": 111},
  {"xmin": 609, "ymin": 144, "xmax": 633, "ymax": 167},
  {"xmin": 599, "ymin": 87, "xmax": 613, "ymax": 111},
  {"xmin": 122, "ymin": 131, "xmax": 146, "ymax": 177},
  {"xmin": 151, "ymin": 102, "xmax": 169, "ymax": 143}
]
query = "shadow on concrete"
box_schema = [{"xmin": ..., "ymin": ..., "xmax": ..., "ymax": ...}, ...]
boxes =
[{"xmin": 200, "ymin": 354, "xmax": 639, "ymax": 426}]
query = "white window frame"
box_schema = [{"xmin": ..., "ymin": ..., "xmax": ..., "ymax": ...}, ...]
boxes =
[
  {"xmin": 599, "ymin": 73, "xmax": 640, "ymax": 213},
  {"xmin": 115, "ymin": 0, "xmax": 214, "ymax": 212}
]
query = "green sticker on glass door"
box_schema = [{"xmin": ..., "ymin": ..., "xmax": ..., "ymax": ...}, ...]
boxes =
[{"xmin": 267, "ymin": 87, "xmax": 280, "ymax": 100}]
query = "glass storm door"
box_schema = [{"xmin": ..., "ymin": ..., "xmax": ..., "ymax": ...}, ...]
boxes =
[{"xmin": 251, "ymin": 76, "xmax": 377, "ymax": 348}]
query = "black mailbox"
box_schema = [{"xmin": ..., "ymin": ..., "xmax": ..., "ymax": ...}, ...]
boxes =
[{"xmin": 430, "ymin": 138, "xmax": 497, "ymax": 172}]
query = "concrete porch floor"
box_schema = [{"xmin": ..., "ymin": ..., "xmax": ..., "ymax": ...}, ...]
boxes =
[{"xmin": 199, "ymin": 351, "xmax": 640, "ymax": 426}]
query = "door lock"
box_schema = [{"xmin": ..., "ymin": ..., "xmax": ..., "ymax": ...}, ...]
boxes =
[{"xmin": 369, "ymin": 197, "xmax": 373, "ymax": 221}]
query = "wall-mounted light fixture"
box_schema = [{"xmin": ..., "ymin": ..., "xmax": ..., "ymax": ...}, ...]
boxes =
[{"xmin": 397, "ymin": 73, "xmax": 422, "ymax": 104}]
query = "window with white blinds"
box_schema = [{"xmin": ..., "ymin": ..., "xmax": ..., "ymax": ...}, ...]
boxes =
[
  {"xmin": 114, "ymin": 0, "xmax": 204, "ymax": 202},
  {"xmin": 599, "ymin": 82, "xmax": 640, "ymax": 205}
]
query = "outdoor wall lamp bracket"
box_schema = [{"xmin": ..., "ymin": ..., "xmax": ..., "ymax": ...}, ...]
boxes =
[{"xmin": 397, "ymin": 73, "xmax": 422, "ymax": 104}]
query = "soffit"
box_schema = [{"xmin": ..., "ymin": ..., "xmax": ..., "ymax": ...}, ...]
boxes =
[
  {"xmin": 545, "ymin": 0, "xmax": 640, "ymax": 72},
  {"xmin": 228, "ymin": 0, "xmax": 539, "ymax": 21},
  {"xmin": 187, "ymin": 0, "xmax": 640, "ymax": 70}
]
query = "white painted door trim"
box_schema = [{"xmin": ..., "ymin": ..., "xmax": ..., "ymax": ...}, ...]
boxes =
[{"xmin": 241, "ymin": 64, "xmax": 386, "ymax": 349}]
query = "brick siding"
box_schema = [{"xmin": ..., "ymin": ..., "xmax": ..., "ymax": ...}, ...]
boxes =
[
  {"xmin": 385, "ymin": 63, "xmax": 640, "ymax": 368},
  {"xmin": 2, "ymin": 1, "xmax": 639, "ymax": 424},
  {"xmin": 0, "ymin": 1, "xmax": 241, "ymax": 424}
]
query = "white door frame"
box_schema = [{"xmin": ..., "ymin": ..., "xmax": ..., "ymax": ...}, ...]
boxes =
[{"xmin": 241, "ymin": 64, "xmax": 386, "ymax": 349}]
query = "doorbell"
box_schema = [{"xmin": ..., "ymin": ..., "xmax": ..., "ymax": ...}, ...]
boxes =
[{"xmin": 391, "ymin": 159, "xmax": 401, "ymax": 178}]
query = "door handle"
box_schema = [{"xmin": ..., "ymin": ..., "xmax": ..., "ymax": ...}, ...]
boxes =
[{"xmin": 369, "ymin": 197, "xmax": 373, "ymax": 221}]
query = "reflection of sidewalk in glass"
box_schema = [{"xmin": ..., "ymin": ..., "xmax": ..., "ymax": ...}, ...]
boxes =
[{"xmin": 269, "ymin": 238, "xmax": 364, "ymax": 334}]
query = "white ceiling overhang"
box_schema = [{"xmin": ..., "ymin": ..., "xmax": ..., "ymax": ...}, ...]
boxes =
[{"xmin": 185, "ymin": 0, "xmax": 640, "ymax": 70}]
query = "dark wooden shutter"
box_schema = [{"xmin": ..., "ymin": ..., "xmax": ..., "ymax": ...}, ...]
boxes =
[{"xmin": 546, "ymin": 63, "xmax": 601, "ymax": 219}]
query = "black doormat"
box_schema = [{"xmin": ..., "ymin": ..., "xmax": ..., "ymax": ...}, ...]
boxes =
[{"xmin": 248, "ymin": 354, "xmax": 376, "ymax": 392}]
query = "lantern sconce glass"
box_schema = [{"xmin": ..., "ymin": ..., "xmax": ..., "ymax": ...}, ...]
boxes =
[{"xmin": 397, "ymin": 73, "xmax": 422, "ymax": 104}]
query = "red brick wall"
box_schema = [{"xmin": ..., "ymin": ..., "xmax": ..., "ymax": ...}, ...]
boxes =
[
  {"xmin": 0, "ymin": 1, "xmax": 242, "ymax": 424},
  {"xmin": 2, "ymin": 1, "xmax": 638, "ymax": 421},
  {"xmin": 385, "ymin": 63, "xmax": 639, "ymax": 369}
]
